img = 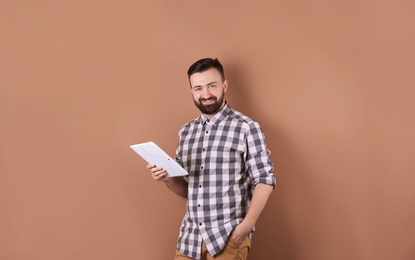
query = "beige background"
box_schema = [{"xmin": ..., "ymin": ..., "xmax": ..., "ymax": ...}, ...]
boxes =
[{"xmin": 1, "ymin": 1, "xmax": 415, "ymax": 259}]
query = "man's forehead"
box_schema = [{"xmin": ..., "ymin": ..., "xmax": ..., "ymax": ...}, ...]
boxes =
[{"xmin": 190, "ymin": 68, "xmax": 222, "ymax": 86}]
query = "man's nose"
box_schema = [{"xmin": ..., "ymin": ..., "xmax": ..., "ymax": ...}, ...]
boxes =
[{"xmin": 201, "ymin": 86, "xmax": 212, "ymax": 97}]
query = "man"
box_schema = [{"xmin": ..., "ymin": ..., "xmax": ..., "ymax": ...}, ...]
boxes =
[{"xmin": 147, "ymin": 58, "xmax": 276, "ymax": 259}]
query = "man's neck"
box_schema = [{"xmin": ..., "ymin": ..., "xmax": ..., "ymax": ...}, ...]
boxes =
[{"xmin": 202, "ymin": 102, "xmax": 227, "ymax": 119}]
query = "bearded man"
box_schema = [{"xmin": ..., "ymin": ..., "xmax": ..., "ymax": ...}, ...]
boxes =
[{"xmin": 147, "ymin": 58, "xmax": 276, "ymax": 260}]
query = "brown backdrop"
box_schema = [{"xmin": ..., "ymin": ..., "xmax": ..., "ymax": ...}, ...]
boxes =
[{"xmin": 1, "ymin": 1, "xmax": 414, "ymax": 260}]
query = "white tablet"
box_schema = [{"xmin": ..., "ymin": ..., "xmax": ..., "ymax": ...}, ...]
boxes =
[{"xmin": 130, "ymin": 141, "xmax": 188, "ymax": 177}]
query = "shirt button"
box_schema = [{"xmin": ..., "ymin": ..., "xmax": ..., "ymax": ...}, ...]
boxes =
[
  {"xmin": 205, "ymin": 131, "xmax": 209, "ymax": 134},
  {"xmin": 202, "ymin": 148, "xmax": 205, "ymax": 151},
  {"xmin": 198, "ymin": 204, "xmax": 201, "ymax": 207},
  {"xmin": 199, "ymin": 223, "xmax": 202, "ymax": 226},
  {"xmin": 200, "ymin": 166, "xmax": 204, "ymax": 169},
  {"xmin": 199, "ymin": 185, "xmax": 202, "ymax": 188}
]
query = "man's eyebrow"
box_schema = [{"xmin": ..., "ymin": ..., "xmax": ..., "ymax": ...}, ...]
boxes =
[
  {"xmin": 192, "ymin": 81, "xmax": 218, "ymax": 88},
  {"xmin": 207, "ymin": 81, "xmax": 218, "ymax": 85}
]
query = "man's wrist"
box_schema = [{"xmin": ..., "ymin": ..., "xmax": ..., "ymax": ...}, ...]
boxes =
[{"xmin": 240, "ymin": 219, "xmax": 255, "ymax": 231}]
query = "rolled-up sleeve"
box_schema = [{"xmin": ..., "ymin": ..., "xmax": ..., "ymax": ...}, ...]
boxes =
[{"xmin": 245, "ymin": 121, "xmax": 276, "ymax": 188}]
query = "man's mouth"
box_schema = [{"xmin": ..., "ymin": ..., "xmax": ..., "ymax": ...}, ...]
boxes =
[{"xmin": 201, "ymin": 98, "xmax": 215, "ymax": 105}]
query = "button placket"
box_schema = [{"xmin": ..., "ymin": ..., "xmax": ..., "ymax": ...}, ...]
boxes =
[
  {"xmin": 199, "ymin": 122, "xmax": 211, "ymax": 174},
  {"xmin": 196, "ymin": 121, "xmax": 211, "ymax": 226}
]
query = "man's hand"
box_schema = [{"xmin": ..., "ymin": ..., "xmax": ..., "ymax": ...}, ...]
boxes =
[
  {"xmin": 231, "ymin": 222, "xmax": 252, "ymax": 247},
  {"xmin": 147, "ymin": 164, "xmax": 168, "ymax": 181},
  {"xmin": 146, "ymin": 164, "xmax": 188, "ymax": 198}
]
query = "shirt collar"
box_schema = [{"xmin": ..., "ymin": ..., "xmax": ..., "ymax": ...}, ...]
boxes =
[{"xmin": 199, "ymin": 102, "xmax": 231, "ymax": 126}]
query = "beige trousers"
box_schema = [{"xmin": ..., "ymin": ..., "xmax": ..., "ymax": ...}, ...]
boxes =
[{"xmin": 174, "ymin": 236, "xmax": 251, "ymax": 260}]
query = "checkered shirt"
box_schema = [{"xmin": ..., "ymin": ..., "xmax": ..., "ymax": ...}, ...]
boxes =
[{"xmin": 174, "ymin": 103, "xmax": 276, "ymax": 259}]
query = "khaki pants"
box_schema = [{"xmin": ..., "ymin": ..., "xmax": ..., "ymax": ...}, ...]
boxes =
[{"xmin": 174, "ymin": 236, "xmax": 251, "ymax": 260}]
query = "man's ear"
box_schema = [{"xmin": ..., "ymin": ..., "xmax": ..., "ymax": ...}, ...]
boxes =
[{"xmin": 223, "ymin": 79, "xmax": 229, "ymax": 92}]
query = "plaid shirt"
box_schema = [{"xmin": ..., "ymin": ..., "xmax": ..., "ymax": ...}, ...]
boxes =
[{"xmin": 175, "ymin": 103, "xmax": 276, "ymax": 259}]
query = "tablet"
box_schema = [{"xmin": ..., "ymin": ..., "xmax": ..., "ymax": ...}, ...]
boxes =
[{"xmin": 130, "ymin": 141, "xmax": 188, "ymax": 177}]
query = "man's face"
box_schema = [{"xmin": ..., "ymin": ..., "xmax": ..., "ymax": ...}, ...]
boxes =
[{"xmin": 189, "ymin": 68, "xmax": 228, "ymax": 117}]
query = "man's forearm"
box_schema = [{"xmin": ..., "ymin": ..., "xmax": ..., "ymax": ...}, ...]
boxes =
[
  {"xmin": 165, "ymin": 177, "xmax": 188, "ymax": 198},
  {"xmin": 242, "ymin": 183, "xmax": 273, "ymax": 228}
]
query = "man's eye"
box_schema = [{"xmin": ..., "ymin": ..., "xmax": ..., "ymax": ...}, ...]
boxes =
[{"xmin": 209, "ymin": 84, "xmax": 216, "ymax": 88}]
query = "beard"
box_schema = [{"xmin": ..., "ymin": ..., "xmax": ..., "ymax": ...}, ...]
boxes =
[{"xmin": 193, "ymin": 94, "xmax": 225, "ymax": 115}]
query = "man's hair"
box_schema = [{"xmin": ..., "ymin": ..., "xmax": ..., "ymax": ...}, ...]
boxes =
[{"xmin": 187, "ymin": 58, "xmax": 225, "ymax": 81}]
